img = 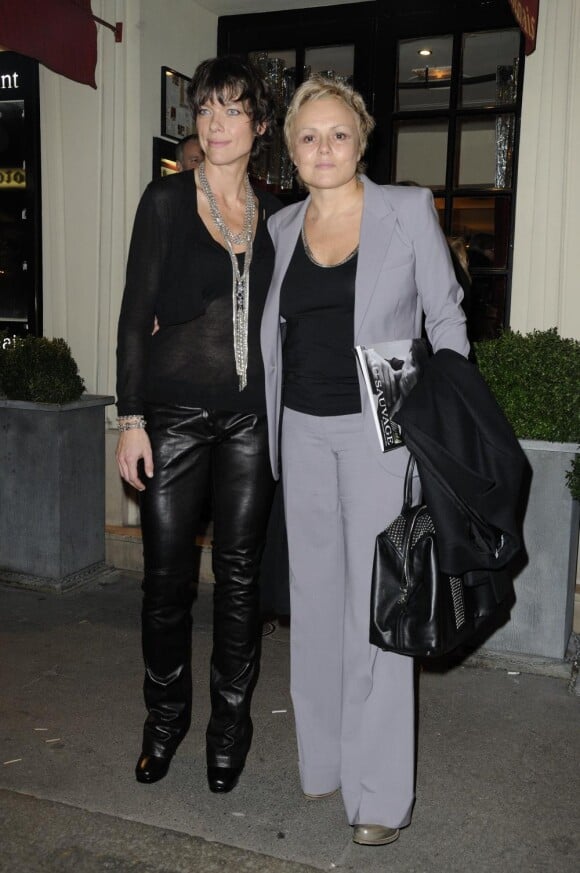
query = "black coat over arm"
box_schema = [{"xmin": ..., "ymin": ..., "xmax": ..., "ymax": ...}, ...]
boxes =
[{"xmin": 394, "ymin": 349, "xmax": 530, "ymax": 578}]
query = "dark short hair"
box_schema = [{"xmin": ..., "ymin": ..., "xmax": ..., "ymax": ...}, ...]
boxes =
[
  {"xmin": 175, "ymin": 133, "xmax": 200, "ymax": 164},
  {"xmin": 187, "ymin": 55, "xmax": 275, "ymax": 157}
]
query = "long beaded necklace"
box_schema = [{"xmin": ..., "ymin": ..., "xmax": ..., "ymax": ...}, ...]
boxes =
[{"xmin": 198, "ymin": 160, "xmax": 256, "ymax": 391}]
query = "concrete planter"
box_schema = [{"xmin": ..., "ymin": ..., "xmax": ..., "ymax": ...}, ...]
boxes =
[
  {"xmin": 0, "ymin": 394, "xmax": 115, "ymax": 591},
  {"xmin": 483, "ymin": 440, "xmax": 579, "ymax": 660}
]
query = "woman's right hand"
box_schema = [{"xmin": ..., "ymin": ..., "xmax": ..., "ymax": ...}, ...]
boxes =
[
  {"xmin": 115, "ymin": 429, "xmax": 154, "ymax": 492},
  {"xmin": 364, "ymin": 348, "xmax": 400, "ymax": 410}
]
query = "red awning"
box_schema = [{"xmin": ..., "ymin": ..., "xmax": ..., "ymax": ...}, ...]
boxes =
[
  {"xmin": 0, "ymin": 0, "xmax": 98, "ymax": 88},
  {"xmin": 508, "ymin": 0, "xmax": 540, "ymax": 55}
]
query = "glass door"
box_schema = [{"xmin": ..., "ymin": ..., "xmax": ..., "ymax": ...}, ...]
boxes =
[
  {"xmin": 218, "ymin": 2, "xmax": 375, "ymax": 200},
  {"xmin": 389, "ymin": 26, "xmax": 523, "ymax": 340},
  {"xmin": 218, "ymin": 1, "xmax": 525, "ymax": 338}
]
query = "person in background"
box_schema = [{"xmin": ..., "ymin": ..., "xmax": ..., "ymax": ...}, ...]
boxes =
[
  {"xmin": 261, "ymin": 76, "xmax": 469, "ymax": 847},
  {"xmin": 116, "ymin": 55, "xmax": 281, "ymax": 795},
  {"xmin": 175, "ymin": 132, "xmax": 204, "ymax": 171},
  {"xmin": 467, "ymin": 232, "xmax": 495, "ymax": 268}
]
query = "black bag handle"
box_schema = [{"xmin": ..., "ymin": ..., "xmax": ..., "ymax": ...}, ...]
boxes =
[{"xmin": 402, "ymin": 453, "xmax": 417, "ymax": 513}]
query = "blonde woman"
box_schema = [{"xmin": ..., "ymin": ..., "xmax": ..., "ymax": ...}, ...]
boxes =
[{"xmin": 261, "ymin": 76, "xmax": 469, "ymax": 845}]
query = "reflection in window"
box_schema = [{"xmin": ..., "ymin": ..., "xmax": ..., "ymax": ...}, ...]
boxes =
[
  {"xmin": 457, "ymin": 119, "xmax": 495, "ymax": 187},
  {"xmin": 249, "ymin": 50, "xmax": 296, "ymax": 190},
  {"xmin": 394, "ymin": 120, "xmax": 448, "ymax": 187},
  {"xmin": 249, "ymin": 46, "xmax": 355, "ymax": 191},
  {"xmin": 396, "ymin": 35, "xmax": 453, "ymax": 111},
  {"xmin": 461, "ymin": 29, "xmax": 520, "ymax": 108},
  {"xmin": 388, "ymin": 23, "xmax": 522, "ymax": 339},
  {"xmin": 0, "ymin": 100, "xmax": 28, "ymax": 324},
  {"xmin": 249, "ymin": 50, "xmax": 297, "ymax": 110},
  {"xmin": 457, "ymin": 116, "xmax": 515, "ymax": 188},
  {"xmin": 451, "ymin": 196, "xmax": 511, "ymax": 269},
  {"xmin": 433, "ymin": 196, "xmax": 445, "ymax": 230},
  {"xmin": 304, "ymin": 44, "xmax": 354, "ymax": 84},
  {"xmin": 470, "ymin": 274, "xmax": 507, "ymax": 340},
  {"xmin": 495, "ymin": 114, "xmax": 515, "ymax": 188},
  {"xmin": 0, "ymin": 101, "xmax": 26, "ymax": 169},
  {"xmin": 0, "ymin": 213, "xmax": 28, "ymax": 321}
]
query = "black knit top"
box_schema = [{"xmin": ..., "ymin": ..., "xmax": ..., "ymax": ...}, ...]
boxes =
[
  {"xmin": 116, "ymin": 170, "xmax": 281, "ymax": 415},
  {"xmin": 280, "ymin": 234, "xmax": 361, "ymax": 416}
]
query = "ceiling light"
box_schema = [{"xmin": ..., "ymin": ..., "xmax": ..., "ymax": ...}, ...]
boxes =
[
  {"xmin": 411, "ymin": 65, "xmax": 452, "ymax": 81},
  {"xmin": 418, "ymin": 48, "xmax": 432, "ymax": 57}
]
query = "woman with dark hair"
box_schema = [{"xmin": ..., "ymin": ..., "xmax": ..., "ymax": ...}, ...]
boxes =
[{"xmin": 116, "ymin": 56, "xmax": 281, "ymax": 794}]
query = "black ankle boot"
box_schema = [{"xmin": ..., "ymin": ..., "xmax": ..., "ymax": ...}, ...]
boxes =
[
  {"xmin": 135, "ymin": 752, "xmax": 172, "ymax": 784},
  {"xmin": 207, "ymin": 764, "xmax": 243, "ymax": 793}
]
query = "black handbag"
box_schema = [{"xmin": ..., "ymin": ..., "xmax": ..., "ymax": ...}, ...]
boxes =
[{"xmin": 370, "ymin": 455, "xmax": 486, "ymax": 658}]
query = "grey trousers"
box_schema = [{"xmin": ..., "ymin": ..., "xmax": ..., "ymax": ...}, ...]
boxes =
[{"xmin": 281, "ymin": 408, "xmax": 415, "ymax": 829}]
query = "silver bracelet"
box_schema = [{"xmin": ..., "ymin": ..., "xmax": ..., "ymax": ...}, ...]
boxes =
[{"xmin": 117, "ymin": 415, "xmax": 146, "ymax": 432}]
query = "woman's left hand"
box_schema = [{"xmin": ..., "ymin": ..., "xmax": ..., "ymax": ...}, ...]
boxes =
[{"xmin": 115, "ymin": 429, "xmax": 154, "ymax": 492}]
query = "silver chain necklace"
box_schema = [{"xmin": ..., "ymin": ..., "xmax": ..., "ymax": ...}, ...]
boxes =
[{"xmin": 198, "ymin": 161, "xmax": 256, "ymax": 390}]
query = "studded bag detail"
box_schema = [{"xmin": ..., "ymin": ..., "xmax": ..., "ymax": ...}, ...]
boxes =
[{"xmin": 370, "ymin": 455, "xmax": 478, "ymax": 658}]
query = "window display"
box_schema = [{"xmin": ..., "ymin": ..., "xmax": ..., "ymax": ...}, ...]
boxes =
[{"xmin": 0, "ymin": 53, "xmax": 41, "ymax": 336}]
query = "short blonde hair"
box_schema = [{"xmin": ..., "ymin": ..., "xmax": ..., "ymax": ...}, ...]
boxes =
[{"xmin": 284, "ymin": 75, "xmax": 375, "ymax": 173}]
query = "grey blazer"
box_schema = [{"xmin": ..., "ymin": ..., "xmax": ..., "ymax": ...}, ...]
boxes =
[{"xmin": 260, "ymin": 175, "xmax": 470, "ymax": 480}]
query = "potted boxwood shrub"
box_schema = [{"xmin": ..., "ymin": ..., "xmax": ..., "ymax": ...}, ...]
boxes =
[
  {"xmin": 0, "ymin": 334, "xmax": 115, "ymax": 591},
  {"xmin": 0, "ymin": 334, "xmax": 85, "ymax": 403},
  {"xmin": 474, "ymin": 328, "xmax": 580, "ymax": 660}
]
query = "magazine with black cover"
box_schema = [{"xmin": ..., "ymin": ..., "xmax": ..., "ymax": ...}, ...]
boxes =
[{"xmin": 354, "ymin": 338, "xmax": 429, "ymax": 452}]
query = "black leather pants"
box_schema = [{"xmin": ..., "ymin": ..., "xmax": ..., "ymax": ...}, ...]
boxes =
[{"xmin": 139, "ymin": 404, "xmax": 275, "ymax": 767}]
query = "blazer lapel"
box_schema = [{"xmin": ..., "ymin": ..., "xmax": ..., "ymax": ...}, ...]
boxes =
[
  {"xmin": 354, "ymin": 176, "xmax": 397, "ymax": 340},
  {"xmin": 270, "ymin": 197, "xmax": 309, "ymax": 302},
  {"xmin": 262, "ymin": 198, "xmax": 308, "ymax": 360}
]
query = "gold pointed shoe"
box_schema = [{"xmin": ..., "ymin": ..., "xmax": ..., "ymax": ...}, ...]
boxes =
[
  {"xmin": 303, "ymin": 789, "xmax": 339, "ymax": 800},
  {"xmin": 352, "ymin": 825, "xmax": 400, "ymax": 846}
]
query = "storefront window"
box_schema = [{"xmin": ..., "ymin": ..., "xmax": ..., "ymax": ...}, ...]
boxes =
[
  {"xmin": 0, "ymin": 53, "xmax": 41, "ymax": 336},
  {"xmin": 396, "ymin": 35, "xmax": 453, "ymax": 111},
  {"xmin": 394, "ymin": 120, "xmax": 448, "ymax": 187},
  {"xmin": 389, "ymin": 25, "xmax": 523, "ymax": 340},
  {"xmin": 461, "ymin": 29, "xmax": 520, "ymax": 108}
]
